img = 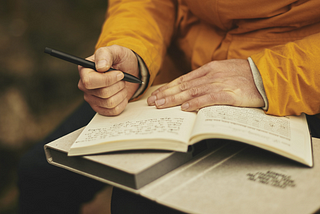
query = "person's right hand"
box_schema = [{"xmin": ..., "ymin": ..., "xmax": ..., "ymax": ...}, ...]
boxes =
[{"xmin": 78, "ymin": 45, "xmax": 140, "ymax": 116}]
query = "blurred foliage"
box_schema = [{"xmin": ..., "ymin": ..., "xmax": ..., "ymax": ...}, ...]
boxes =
[
  {"xmin": 0, "ymin": 0, "xmax": 108, "ymax": 213},
  {"xmin": 0, "ymin": 0, "xmax": 107, "ymax": 116}
]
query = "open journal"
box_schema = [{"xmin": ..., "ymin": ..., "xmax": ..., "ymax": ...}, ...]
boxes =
[
  {"xmin": 45, "ymin": 129, "xmax": 320, "ymax": 213},
  {"xmin": 68, "ymin": 86, "xmax": 313, "ymax": 167}
]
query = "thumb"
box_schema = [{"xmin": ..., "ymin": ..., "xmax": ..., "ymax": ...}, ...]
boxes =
[{"xmin": 94, "ymin": 47, "xmax": 113, "ymax": 72}]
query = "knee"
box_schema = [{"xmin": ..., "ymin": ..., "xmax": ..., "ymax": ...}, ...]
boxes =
[{"xmin": 17, "ymin": 142, "xmax": 52, "ymax": 189}]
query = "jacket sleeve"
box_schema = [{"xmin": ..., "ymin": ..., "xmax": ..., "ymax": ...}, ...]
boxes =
[
  {"xmin": 95, "ymin": 0, "xmax": 177, "ymax": 90},
  {"xmin": 250, "ymin": 33, "xmax": 320, "ymax": 116}
]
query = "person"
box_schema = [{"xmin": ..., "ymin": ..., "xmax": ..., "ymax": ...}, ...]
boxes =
[{"xmin": 18, "ymin": 0, "xmax": 320, "ymax": 213}]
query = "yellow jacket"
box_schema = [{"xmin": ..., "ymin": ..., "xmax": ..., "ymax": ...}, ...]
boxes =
[{"xmin": 96, "ymin": 0, "xmax": 320, "ymax": 116}]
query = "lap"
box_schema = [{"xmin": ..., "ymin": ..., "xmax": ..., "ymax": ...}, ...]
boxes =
[{"xmin": 19, "ymin": 103, "xmax": 320, "ymax": 213}]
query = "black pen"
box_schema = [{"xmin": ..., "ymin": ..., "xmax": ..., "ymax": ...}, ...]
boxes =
[{"xmin": 44, "ymin": 47, "xmax": 143, "ymax": 84}]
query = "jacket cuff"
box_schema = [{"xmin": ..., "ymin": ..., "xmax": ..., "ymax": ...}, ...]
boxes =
[
  {"xmin": 248, "ymin": 57, "xmax": 268, "ymax": 110},
  {"xmin": 131, "ymin": 52, "xmax": 150, "ymax": 99}
]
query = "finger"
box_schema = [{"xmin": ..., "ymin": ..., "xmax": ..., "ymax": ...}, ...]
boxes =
[
  {"xmin": 151, "ymin": 67, "xmax": 209, "ymax": 96},
  {"xmin": 147, "ymin": 85, "xmax": 182, "ymax": 105},
  {"xmin": 180, "ymin": 91, "xmax": 238, "ymax": 112},
  {"xmin": 90, "ymin": 98, "xmax": 129, "ymax": 116},
  {"xmin": 153, "ymin": 81, "xmax": 235, "ymax": 109},
  {"xmin": 148, "ymin": 76, "xmax": 209, "ymax": 105},
  {"xmin": 153, "ymin": 84, "xmax": 213, "ymax": 109},
  {"xmin": 79, "ymin": 68, "xmax": 124, "ymax": 89},
  {"xmin": 78, "ymin": 80, "xmax": 125, "ymax": 99},
  {"xmin": 83, "ymin": 88, "xmax": 128, "ymax": 109},
  {"xmin": 150, "ymin": 76, "xmax": 186, "ymax": 96}
]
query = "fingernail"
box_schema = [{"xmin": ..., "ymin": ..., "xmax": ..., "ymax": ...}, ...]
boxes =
[
  {"xmin": 148, "ymin": 95, "xmax": 156, "ymax": 104},
  {"xmin": 96, "ymin": 60, "xmax": 107, "ymax": 69},
  {"xmin": 155, "ymin": 98, "xmax": 165, "ymax": 106},
  {"xmin": 117, "ymin": 72, "xmax": 124, "ymax": 81},
  {"xmin": 181, "ymin": 102, "xmax": 189, "ymax": 110}
]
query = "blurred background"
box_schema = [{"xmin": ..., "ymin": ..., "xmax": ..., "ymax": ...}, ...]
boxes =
[{"xmin": 0, "ymin": 0, "xmax": 108, "ymax": 213}]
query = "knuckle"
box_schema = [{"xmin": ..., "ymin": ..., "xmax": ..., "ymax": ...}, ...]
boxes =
[
  {"xmin": 95, "ymin": 89, "xmax": 103, "ymax": 98},
  {"xmin": 93, "ymin": 97, "xmax": 104, "ymax": 108},
  {"xmin": 208, "ymin": 60, "xmax": 218, "ymax": 68},
  {"xmin": 211, "ymin": 72, "xmax": 224, "ymax": 79},
  {"xmin": 228, "ymin": 94, "xmax": 238, "ymax": 106},
  {"xmin": 97, "ymin": 88, "xmax": 111, "ymax": 99},
  {"xmin": 177, "ymin": 75, "xmax": 185, "ymax": 84},
  {"xmin": 82, "ymin": 76, "xmax": 92, "ymax": 89},
  {"xmin": 109, "ymin": 100, "xmax": 127, "ymax": 116},
  {"xmin": 179, "ymin": 82, "xmax": 189, "ymax": 91},
  {"xmin": 104, "ymin": 75, "xmax": 117, "ymax": 86},
  {"xmin": 96, "ymin": 47, "xmax": 109, "ymax": 56},
  {"xmin": 208, "ymin": 93, "xmax": 217, "ymax": 102},
  {"xmin": 106, "ymin": 98, "xmax": 115, "ymax": 108},
  {"xmin": 187, "ymin": 99, "xmax": 201, "ymax": 112},
  {"xmin": 188, "ymin": 87, "xmax": 199, "ymax": 98},
  {"xmin": 167, "ymin": 95, "xmax": 176, "ymax": 104},
  {"xmin": 104, "ymin": 77, "xmax": 112, "ymax": 86},
  {"xmin": 202, "ymin": 62, "xmax": 213, "ymax": 72}
]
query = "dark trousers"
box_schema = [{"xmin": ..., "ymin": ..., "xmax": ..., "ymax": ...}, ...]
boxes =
[{"xmin": 17, "ymin": 102, "xmax": 184, "ymax": 214}]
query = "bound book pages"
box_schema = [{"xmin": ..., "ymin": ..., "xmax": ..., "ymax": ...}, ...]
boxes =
[
  {"xmin": 68, "ymin": 85, "xmax": 313, "ymax": 167},
  {"xmin": 44, "ymin": 127, "xmax": 194, "ymax": 189},
  {"xmin": 45, "ymin": 130, "xmax": 320, "ymax": 214}
]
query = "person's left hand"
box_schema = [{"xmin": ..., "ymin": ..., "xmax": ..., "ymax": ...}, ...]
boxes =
[{"xmin": 147, "ymin": 59, "xmax": 264, "ymax": 111}]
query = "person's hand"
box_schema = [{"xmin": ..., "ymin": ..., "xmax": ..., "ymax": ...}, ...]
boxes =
[
  {"xmin": 78, "ymin": 45, "xmax": 140, "ymax": 116},
  {"xmin": 147, "ymin": 59, "xmax": 264, "ymax": 111}
]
